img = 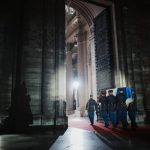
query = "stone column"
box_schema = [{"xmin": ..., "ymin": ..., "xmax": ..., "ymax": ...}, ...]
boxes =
[
  {"xmin": 111, "ymin": 4, "xmax": 121, "ymax": 87},
  {"xmin": 18, "ymin": 0, "xmax": 67, "ymax": 126},
  {"xmin": 87, "ymin": 43, "xmax": 92, "ymax": 98},
  {"xmin": 83, "ymin": 31, "xmax": 89, "ymax": 105},
  {"xmin": 77, "ymin": 24, "xmax": 86, "ymax": 116},
  {"xmin": 89, "ymin": 26, "xmax": 97, "ymax": 99},
  {"xmin": 66, "ymin": 43, "xmax": 73, "ymax": 115},
  {"xmin": 114, "ymin": 0, "xmax": 149, "ymax": 122}
]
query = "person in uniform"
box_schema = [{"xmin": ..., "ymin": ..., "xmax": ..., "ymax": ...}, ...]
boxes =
[
  {"xmin": 126, "ymin": 92, "xmax": 137, "ymax": 130},
  {"xmin": 116, "ymin": 89, "xmax": 128, "ymax": 129},
  {"xmin": 86, "ymin": 95, "xmax": 97, "ymax": 125},
  {"xmin": 107, "ymin": 90, "xmax": 117, "ymax": 128},
  {"xmin": 96, "ymin": 97, "xmax": 101, "ymax": 122},
  {"xmin": 99, "ymin": 91, "xmax": 109, "ymax": 128}
]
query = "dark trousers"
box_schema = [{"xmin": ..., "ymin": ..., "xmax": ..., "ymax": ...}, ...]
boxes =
[
  {"xmin": 128, "ymin": 111, "xmax": 137, "ymax": 128},
  {"xmin": 96, "ymin": 111, "xmax": 102, "ymax": 121},
  {"xmin": 109, "ymin": 111, "xmax": 117, "ymax": 127},
  {"xmin": 102, "ymin": 111, "xmax": 109, "ymax": 127},
  {"xmin": 119, "ymin": 110, "xmax": 128, "ymax": 129},
  {"xmin": 88, "ymin": 112, "xmax": 94, "ymax": 125},
  {"xmin": 116, "ymin": 110, "xmax": 120, "ymax": 124}
]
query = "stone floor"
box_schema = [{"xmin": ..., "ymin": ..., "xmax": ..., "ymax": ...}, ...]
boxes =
[
  {"xmin": 50, "ymin": 127, "xmax": 111, "ymax": 150},
  {"xmin": 0, "ymin": 116, "xmax": 150, "ymax": 150},
  {"xmin": 0, "ymin": 128, "xmax": 66, "ymax": 150}
]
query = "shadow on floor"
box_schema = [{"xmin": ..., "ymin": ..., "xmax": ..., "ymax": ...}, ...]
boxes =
[{"xmin": 0, "ymin": 126, "xmax": 67, "ymax": 150}]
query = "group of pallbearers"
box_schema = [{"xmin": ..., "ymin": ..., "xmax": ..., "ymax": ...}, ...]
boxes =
[{"xmin": 97, "ymin": 88, "xmax": 137, "ymax": 129}]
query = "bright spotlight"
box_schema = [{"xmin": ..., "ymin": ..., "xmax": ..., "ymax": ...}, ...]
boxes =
[{"xmin": 73, "ymin": 81, "xmax": 79, "ymax": 89}]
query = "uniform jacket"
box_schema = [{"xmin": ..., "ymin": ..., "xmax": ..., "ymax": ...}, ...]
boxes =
[
  {"xmin": 116, "ymin": 93, "xmax": 127, "ymax": 111},
  {"xmin": 107, "ymin": 95, "xmax": 117, "ymax": 112},
  {"xmin": 86, "ymin": 98, "xmax": 97, "ymax": 112},
  {"xmin": 99, "ymin": 96, "xmax": 108, "ymax": 112},
  {"xmin": 127, "ymin": 102, "xmax": 137, "ymax": 112}
]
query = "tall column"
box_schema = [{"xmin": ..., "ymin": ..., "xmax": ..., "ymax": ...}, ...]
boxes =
[
  {"xmin": 87, "ymin": 44, "xmax": 92, "ymax": 98},
  {"xmin": 66, "ymin": 43, "xmax": 73, "ymax": 115},
  {"xmin": 83, "ymin": 31, "xmax": 89, "ymax": 105},
  {"xmin": 18, "ymin": 0, "xmax": 66, "ymax": 126},
  {"xmin": 111, "ymin": 4, "xmax": 121, "ymax": 88},
  {"xmin": 77, "ymin": 24, "xmax": 86, "ymax": 116},
  {"xmin": 89, "ymin": 26, "xmax": 97, "ymax": 99},
  {"xmin": 114, "ymin": 0, "xmax": 150, "ymax": 122}
]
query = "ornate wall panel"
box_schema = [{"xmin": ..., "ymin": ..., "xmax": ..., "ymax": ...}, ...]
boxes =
[{"xmin": 94, "ymin": 9, "xmax": 114, "ymax": 93}]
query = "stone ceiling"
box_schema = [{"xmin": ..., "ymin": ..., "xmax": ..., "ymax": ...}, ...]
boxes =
[{"xmin": 65, "ymin": 0, "xmax": 109, "ymax": 44}]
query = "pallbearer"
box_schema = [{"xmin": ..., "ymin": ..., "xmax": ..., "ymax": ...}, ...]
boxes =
[
  {"xmin": 116, "ymin": 89, "xmax": 128, "ymax": 129},
  {"xmin": 107, "ymin": 90, "xmax": 117, "ymax": 128},
  {"xmin": 99, "ymin": 91, "xmax": 109, "ymax": 128}
]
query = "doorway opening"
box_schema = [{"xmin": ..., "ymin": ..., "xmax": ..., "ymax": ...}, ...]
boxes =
[{"xmin": 65, "ymin": 1, "xmax": 114, "ymax": 121}]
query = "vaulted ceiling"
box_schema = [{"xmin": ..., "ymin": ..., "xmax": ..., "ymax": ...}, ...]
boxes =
[
  {"xmin": 65, "ymin": 0, "xmax": 111, "ymax": 43},
  {"xmin": 66, "ymin": 0, "xmax": 112, "ymax": 26}
]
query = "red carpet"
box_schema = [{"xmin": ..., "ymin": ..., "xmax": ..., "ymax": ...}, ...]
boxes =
[
  {"xmin": 68, "ymin": 117, "xmax": 150, "ymax": 143},
  {"xmin": 68, "ymin": 117, "xmax": 95, "ymax": 132}
]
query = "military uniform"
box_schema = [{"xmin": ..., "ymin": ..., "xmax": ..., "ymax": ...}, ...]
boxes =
[
  {"xmin": 96, "ymin": 102, "xmax": 101, "ymax": 121},
  {"xmin": 116, "ymin": 92, "xmax": 128, "ymax": 129},
  {"xmin": 99, "ymin": 95, "xmax": 109, "ymax": 127},
  {"xmin": 107, "ymin": 94, "xmax": 117, "ymax": 128},
  {"xmin": 86, "ymin": 96, "xmax": 97, "ymax": 125},
  {"xmin": 127, "ymin": 101, "xmax": 137, "ymax": 129}
]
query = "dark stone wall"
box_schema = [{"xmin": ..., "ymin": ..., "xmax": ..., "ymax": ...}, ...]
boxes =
[
  {"xmin": 0, "ymin": 0, "xmax": 67, "ymax": 127},
  {"xmin": 21, "ymin": 0, "xmax": 43, "ymax": 115},
  {"xmin": 135, "ymin": 1, "xmax": 150, "ymax": 121},
  {"xmin": 94, "ymin": 9, "xmax": 114, "ymax": 93},
  {"xmin": 0, "ymin": 1, "xmax": 15, "ymax": 112},
  {"xmin": 114, "ymin": 0, "xmax": 150, "ymax": 121}
]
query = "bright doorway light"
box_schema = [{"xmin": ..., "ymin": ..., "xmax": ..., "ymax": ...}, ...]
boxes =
[{"xmin": 73, "ymin": 81, "xmax": 79, "ymax": 89}]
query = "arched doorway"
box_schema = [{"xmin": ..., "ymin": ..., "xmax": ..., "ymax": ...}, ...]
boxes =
[{"xmin": 65, "ymin": 0, "xmax": 118, "ymax": 117}]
